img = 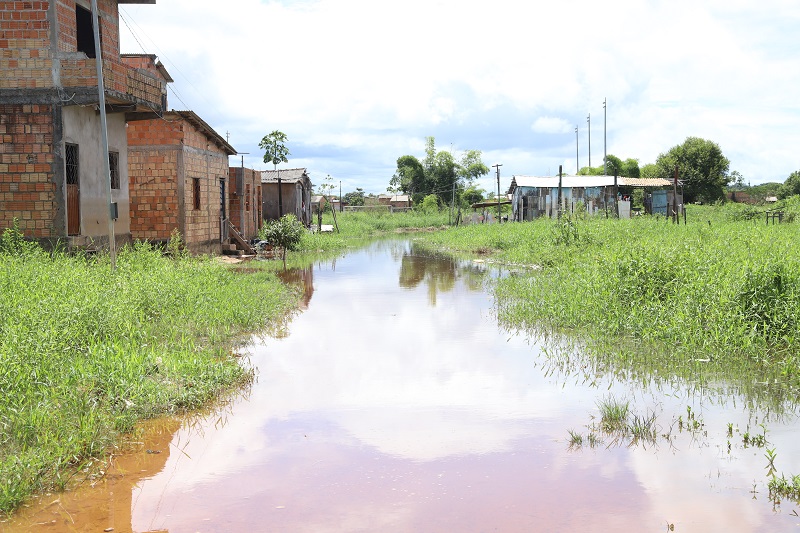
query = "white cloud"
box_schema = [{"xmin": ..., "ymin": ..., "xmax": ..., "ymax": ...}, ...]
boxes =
[{"xmin": 120, "ymin": 0, "xmax": 800, "ymax": 191}]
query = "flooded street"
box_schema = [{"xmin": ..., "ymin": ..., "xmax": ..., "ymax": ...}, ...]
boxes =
[{"xmin": 6, "ymin": 239, "xmax": 800, "ymax": 532}]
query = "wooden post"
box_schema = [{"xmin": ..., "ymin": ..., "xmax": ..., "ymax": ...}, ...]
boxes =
[
  {"xmin": 557, "ymin": 165, "xmax": 563, "ymax": 219},
  {"xmin": 673, "ymin": 166, "xmax": 679, "ymax": 224}
]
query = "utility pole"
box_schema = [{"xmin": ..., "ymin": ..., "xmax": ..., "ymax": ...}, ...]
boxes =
[
  {"xmin": 575, "ymin": 126, "xmax": 579, "ymax": 174},
  {"xmin": 90, "ymin": 0, "xmax": 115, "ymax": 271},
  {"xmin": 587, "ymin": 113, "xmax": 591, "ymax": 169},
  {"xmin": 603, "ymin": 98, "xmax": 607, "ymax": 176},
  {"xmin": 493, "ymin": 163, "xmax": 503, "ymax": 222},
  {"xmin": 339, "ymin": 180, "xmax": 342, "ymax": 212}
]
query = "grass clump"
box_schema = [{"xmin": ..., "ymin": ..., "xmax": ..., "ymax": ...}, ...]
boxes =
[
  {"xmin": 415, "ymin": 206, "xmax": 800, "ymax": 394},
  {"xmin": 0, "ymin": 241, "xmax": 294, "ymax": 514}
]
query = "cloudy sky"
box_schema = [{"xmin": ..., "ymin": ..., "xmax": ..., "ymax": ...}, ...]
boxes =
[{"xmin": 119, "ymin": 0, "xmax": 800, "ymax": 196}]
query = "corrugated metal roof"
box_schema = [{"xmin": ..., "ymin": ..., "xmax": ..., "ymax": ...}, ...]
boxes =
[
  {"xmin": 619, "ymin": 177, "xmax": 672, "ymax": 187},
  {"xmin": 261, "ymin": 168, "xmax": 310, "ymax": 184},
  {"xmin": 509, "ymin": 175, "xmax": 671, "ymax": 192}
]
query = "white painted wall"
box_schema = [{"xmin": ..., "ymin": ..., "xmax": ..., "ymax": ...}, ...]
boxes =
[{"xmin": 61, "ymin": 105, "xmax": 130, "ymax": 238}]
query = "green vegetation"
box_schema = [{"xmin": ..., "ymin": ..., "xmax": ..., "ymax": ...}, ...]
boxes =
[
  {"xmin": 414, "ymin": 206, "xmax": 800, "ymax": 395},
  {"xmin": 260, "ymin": 214, "xmax": 306, "ymax": 267},
  {"xmin": 390, "ymin": 136, "xmax": 489, "ymax": 206},
  {"xmin": 0, "ymin": 238, "xmax": 294, "ymax": 514}
]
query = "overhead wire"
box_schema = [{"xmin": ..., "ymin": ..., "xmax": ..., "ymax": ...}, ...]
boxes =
[{"xmin": 119, "ymin": 8, "xmax": 209, "ymax": 113}]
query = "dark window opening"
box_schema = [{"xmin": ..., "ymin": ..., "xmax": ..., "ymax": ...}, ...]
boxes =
[
  {"xmin": 245, "ymin": 184, "xmax": 251, "ymax": 211},
  {"xmin": 109, "ymin": 151, "xmax": 119, "ymax": 189},
  {"xmin": 66, "ymin": 144, "xmax": 79, "ymax": 185},
  {"xmin": 193, "ymin": 178, "xmax": 201, "ymax": 210},
  {"xmin": 76, "ymin": 5, "xmax": 97, "ymax": 58}
]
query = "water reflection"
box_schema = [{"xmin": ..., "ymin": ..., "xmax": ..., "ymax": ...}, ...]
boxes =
[
  {"xmin": 6, "ymin": 239, "xmax": 800, "ymax": 532},
  {"xmin": 276, "ymin": 266, "xmax": 315, "ymax": 309}
]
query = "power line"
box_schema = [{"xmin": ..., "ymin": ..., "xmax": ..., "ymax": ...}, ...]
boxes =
[{"xmin": 119, "ymin": 8, "xmax": 214, "ymax": 112}]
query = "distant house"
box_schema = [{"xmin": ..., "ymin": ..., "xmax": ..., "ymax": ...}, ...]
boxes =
[
  {"xmin": 261, "ymin": 168, "xmax": 313, "ymax": 227},
  {"xmin": 0, "ymin": 1, "xmax": 166, "ymax": 248},
  {"xmin": 228, "ymin": 165, "xmax": 262, "ymax": 241},
  {"xmin": 389, "ymin": 194, "xmax": 411, "ymax": 209},
  {"xmin": 508, "ymin": 175, "xmax": 673, "ymax": 221},
  {"xmin": 372, "ymin": 194, "xmax": 410, "ymax": 210},
  {"xmin": 127, "ymin": 110, "xmax": 236, "ymax": 254}
]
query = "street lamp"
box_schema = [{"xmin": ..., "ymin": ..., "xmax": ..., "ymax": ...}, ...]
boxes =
[{"xmin": 575, "ymin": 126, "xmax": 579, "ymax": 174}]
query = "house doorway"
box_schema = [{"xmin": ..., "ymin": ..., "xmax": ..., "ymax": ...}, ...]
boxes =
[
  {"xmin": 65, "ymin": 143, "xmax": 80, "ymax": 236},
  {"xmin": 219, "ymin": 178, "xmax": 227, "ymax": 241}
]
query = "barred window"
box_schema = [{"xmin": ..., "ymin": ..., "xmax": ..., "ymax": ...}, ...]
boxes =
[
  {"xmin": 109, "ymin": 151, "xmax": 120, "ymax": 190},
  {"xmin": 66, "ymin": 144, "xmax": 79, "ymax": 185},
  {"xmin": 193, "ymin": 178, "xmax": 201, "ymax": 210}
]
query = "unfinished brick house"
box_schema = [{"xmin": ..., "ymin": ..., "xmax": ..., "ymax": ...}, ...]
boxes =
[
  {"xmin": 0, "ymin": 0, "xmax": 166, "ymax": 247},
  {"xmin": 126, "ymin": 110, "xmax": 237, "ymax": 254},
  {"xmin": 261, "ymin": 168, "xmax": 312, "ymax": 227},
  {"xmin": 228, "ymin": 164, "xmax": 262, "ymax": 241}
]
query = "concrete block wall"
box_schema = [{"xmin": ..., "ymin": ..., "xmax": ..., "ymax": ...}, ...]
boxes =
[{"xmin": 0, "ymin": 103, "xmax": 59, "ymax": 237}]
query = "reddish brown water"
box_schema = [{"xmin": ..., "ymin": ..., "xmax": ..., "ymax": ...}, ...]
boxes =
[{"xmin": 5, "ymin": 240, "xmax": 800, "ymax": 532}]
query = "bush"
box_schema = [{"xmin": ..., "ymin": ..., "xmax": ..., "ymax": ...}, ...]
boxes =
[{"xmin": 259, "ymin": 215, "xmax": 306, "ymax": 267}]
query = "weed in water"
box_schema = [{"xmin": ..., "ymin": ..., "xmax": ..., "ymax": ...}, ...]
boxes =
[
  {"xmin": 567, "ymin": 429, "xmax": 584, "ymax": 448},
  {"xmin": 597, "ymin": 395, "xmax": 629, "ymax": 432}
]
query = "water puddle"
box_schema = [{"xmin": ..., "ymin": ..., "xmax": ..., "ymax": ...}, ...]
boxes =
[{"xmin": 5, "ymin": 239, "xmax": 800, "ymax": 532}]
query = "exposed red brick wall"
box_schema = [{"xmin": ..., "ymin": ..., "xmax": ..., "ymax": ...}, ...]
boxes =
[
  {"xmin": 0, "ymin": 1, "xmax": 164, "ymax": 104},
  {"xmin": 128, "ymin": 116, "xmax": 231, "ymax": 252},
  {"xmin": 0, "ymin": 103, "xmax": 58, "ymax": 237}
]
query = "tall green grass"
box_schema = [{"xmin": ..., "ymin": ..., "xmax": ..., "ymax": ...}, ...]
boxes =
[
  {"xmin": 0, "ymin": 239, "xmax": 294, "ymax": 514},
  {"xmin": 415, "ymin": 207, "xmax": 800, "ymax": 395},
  {"xmin": 299, "ymin": 209, "xmax": 450, "ymax": 253}
]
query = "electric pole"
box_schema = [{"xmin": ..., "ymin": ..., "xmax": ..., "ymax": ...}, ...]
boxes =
[
  {"xmin": 603, "ymin": 98, "xmax": 607, "ymax": 176},
  {"xmin": 587, "ymin": 113, "xmax": 591, "ymax": 169}
]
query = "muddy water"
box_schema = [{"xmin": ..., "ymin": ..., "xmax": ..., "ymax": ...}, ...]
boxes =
[{"xmin": 6, "ymin": 239, "xmax": 800, "ymax": 532}]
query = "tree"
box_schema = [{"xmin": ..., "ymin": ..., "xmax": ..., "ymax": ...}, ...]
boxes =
[
  {"xmin": 578, "ymin": 154, "xmax": 639, "ymax": 177},
  {"xmin": 390, "ymin": 137, "xmax": 488, "ymax": 207},
  {"xmin": 640, "ymin": 163, "xmax": 660, "ymax": 179},
  {"xmin": 778, "ymin": 170, "xmax": 800, "ymax": 199},
  {"xmin": 458, "ymin": 149, "xmax": 490, "ymax": 185},
  {"xmin": 621, "ymin": 158, "xmax": 641, "ymax": 178},
  {"xmin": 462, "ymin": 185, "xmax": 485, "ymax": 207},
  {"xmin": 259, "ymin": 214, "xmax": 304, "ymax": 269},
  {"xmin": 654, "ymin": 137, "xmax": 730, "ymax": 203},
  {"xmin": 390, "ymin": 155, "xmax": 426, "ymax": 204},
  {"xmin": 343, "ymin": 188, "xmax": 365, "ymax": 206},
  {"xmin": 259, "ymin": 130, "xmax": 290, "ymax": 216}
]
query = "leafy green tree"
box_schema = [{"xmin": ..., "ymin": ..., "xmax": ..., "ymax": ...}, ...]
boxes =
[
  {"xmin": 778, "ymin": 170, "xmax": 800, "ymax": 199},
  {"xmin": 462, "ymin": 185, "xmax": 485, "ymax": 206},
  {"xmin": 458, "ymin": 149, "xmax": 490, "ymax": 185},
  {"xmin": 578, "ymin": 154, "xmax": 639, "ymax": 177},
  {"xmin": 343, "ymin": 188, "xmax": 365, "ymax": 206},
  {"xmin": 259, "ymin": 214, "xmax": 304, "ymax": 269},
  {"xmin": 419, "ymin": 194, "xmax": 440, "ymax": 214},
  {"xmin": 259, "ymin": 130, "xmax": 291, "ymax": 216},
  {"xmin": 622, "ymin": 158, "xmax": 641, "ymax": 178},
  {"xmin": 391, "ymin": 137, "xmax": 488, "ymax": 207},
  {"xmin": 640, "ymin": 163, "xmax": 660, "ymax": 179},
  {"xmin": 654, "ymin": 137, "xmax": 730, "ymax": 203},
  {"xmin": 259, "ymin": 130, "xmax": 290, "ymax": 169},
  {"xmin": 391, "ymin": 155, "xmax": 426, "ymax": 204}
]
